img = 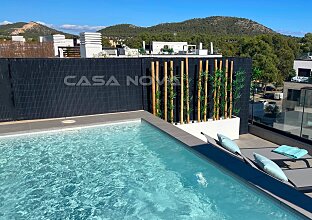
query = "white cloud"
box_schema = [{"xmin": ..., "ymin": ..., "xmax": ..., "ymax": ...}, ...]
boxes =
[
  {"xmin": 35, "ymin": 21, "xmax": 54, "ymax": 28},
  {"xmin": 0, "ymin": 20, "xmax": 13, "ymax": 25},
  {"xmin": 277, "ymin": 29, "xmax": 307, "ymax": 37},
  {"xmin": 59, "ymin": 24, "xmax": 106, "ymax": 32}
]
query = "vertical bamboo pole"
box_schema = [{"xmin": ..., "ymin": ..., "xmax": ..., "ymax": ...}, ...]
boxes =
[
  {"xmin": 155, "ymin": 61, "xmax": 159, "ymax": 116},
  {"xmin": 213, "ymin": 59, "xmax": 217, "ymax": 120},
  {"xmin": 151, "ymin": 61, "xmax": 156, "ymax": 115},
  {"xmin": 185, "ymin": 57, "xmax": 190, "ymax": 124},
  {"xmin": 204, "ymin": 60, "xmax": 208, "ymax": 122},
  {"xmin": 180, "ymin": 61, "xmax": 184, "ymax": 124},
  {"xmin": 224, "ymin": 60, "xmax": 229, "ymax": 119},
  {"xmin": 164, "ymin": 61, "xmax": 168, "ymax": 121},
  {"xmin": 229, "ymin": 61, "xmax": 234, "ymax": 118},
  {"xmin": 216, "ymin": 60, "xmax": 222, "ymax": 120},
  {"xmin": 197, "ymin": 60, "xmax": 203, "ymax": 122},
  {"xmin": 170, "ymin": 61, "xmax": 174, "ymax": 122}
]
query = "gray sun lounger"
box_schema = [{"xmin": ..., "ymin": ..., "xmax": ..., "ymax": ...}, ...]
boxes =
[
  {"xmin": 241, "ymin": 147, "xmax": 311, "ymax": 168},
  {"xmin": 283, "ymin": 169, "xmax": 312, "ymax": 192},
  {"xmin": 242, "ymin": 150, "xmax": 312, "ymax": 192},
  {"xmin": 201, "ymin": 132, "xmax": 312, "ymax": 192}
]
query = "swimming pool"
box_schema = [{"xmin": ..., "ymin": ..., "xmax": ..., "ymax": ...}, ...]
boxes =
[{"xmin": 0, "ymin": 120, "xmax": 303, "ymax": 219}]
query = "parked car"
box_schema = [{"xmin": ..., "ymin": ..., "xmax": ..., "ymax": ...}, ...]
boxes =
[
  {"xmin": 262, "ymin": 93, "xmax": 275, "ymax": 99},
  {"xmin": 267, "ymin": 101, "xmax": 277, "ymax": 109},
  {"xmin": 274, "ymin": 93, "xmax": 283, "ymax": 100},
  {"xmin": 254, "ymin": 86, "xmax": 263, "ymax": 93},
  {"xmin": 258, "ymin": 100, "xmax": 268, "ymax": 106},
  {"xmin": 263, "ymin": 86, "xmax": 276, "ymax": 91},
  {"xmin": 291, "ymin": 76, "xmax": 309, "ymax": 83}
]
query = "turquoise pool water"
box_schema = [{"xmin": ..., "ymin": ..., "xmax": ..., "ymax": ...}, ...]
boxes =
[{"xmin": 0, "ymin": 121, "xmax": 303, "ymax": 219}]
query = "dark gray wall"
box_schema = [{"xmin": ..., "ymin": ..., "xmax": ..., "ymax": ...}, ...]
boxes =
[
  {"xmin": 1, "ymin": 58, "xmax": 143, "ymax": 121},
  {"xmin": 0, "ymin": 57, "xmax": 251, "ymax": 134},
  {"xmin": 0, "ymin": 59, "xmax": 15, "ymax": 121}
]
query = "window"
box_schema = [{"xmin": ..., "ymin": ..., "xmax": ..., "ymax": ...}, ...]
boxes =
[
  {"xmin": 298, "ymin": 68, "xmax": 311, "ymax": 77},
  {"xmin": 287, "ymin": 89, "xmax": 301, "ymax": 101}
]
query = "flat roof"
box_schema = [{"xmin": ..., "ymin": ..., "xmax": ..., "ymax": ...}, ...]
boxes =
[{"xmin": 295, "ymin": 59, "xmax": 312, "ymax": 61}]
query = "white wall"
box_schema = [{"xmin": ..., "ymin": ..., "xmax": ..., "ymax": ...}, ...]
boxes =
[
  {"xmin": 64, "ymin": 39, "xmax": 74, "ymax": 47},
  {"xmin": 41, "ymin": 34, "xmax": 68, "ymax": 56},
  {"xmin": 197, "ymin": 49, "xmax": 208, "ymax": 55},
  {"xmin": 293, "ymin": 60, "xmax": 312, "ymax": 76},
  {"xmin": 80, "ymin": 32, "xmax": 102, "ymax": 58},
  {"xmin": 125, "ymin": 48, "xmax": 139, "ymax": 56},
  {"xmin": 12, "ymin": 36, "xmax": 25, "ymax": 42},
  {"xmin": 102, "ymin": 48, "xmax": 118, "ymax": 57},
  {"xmin": 176, "ymin": 117, "xmax": 240, "ymax": 141},
  {"xmin": 80, "ymin": 45, "xmax": 103, "ymax": 58},
  {"xmin": 151, "ymin": 41, "xmax": 187, "ymax": 54}
]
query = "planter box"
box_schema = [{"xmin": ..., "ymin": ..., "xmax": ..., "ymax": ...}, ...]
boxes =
[{"xmin": 175, "ymin": 117, "xmax": 240, "ymax": 142}]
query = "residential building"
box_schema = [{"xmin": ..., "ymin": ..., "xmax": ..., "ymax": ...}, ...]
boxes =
[
  {"xmin": 269, "ymin": 82, "xmax": 312, "ymax": 139},
  {"xmin": 118, "ymin": 46, "xmax": 139, "ymax": 57},
  {"xmin": 147, "ymin": 41, "xmax": 218, "ymax": 56},
  {"xmin": 102, "ymin": 48, "xmax": 118, "ymax": 57},
  {"xmin": 11, "ymin": 36, "xmax": 26, "ymax": 42},
  {"xmin": 150, "ymin": 41, "xmax": 188, "ymax": 54},
  {"xmin": 294, "ymin": 59, "xmax": 312, "ymax": 76},
  {"xmin": 40, "ymin": 34, "xmax": 74, "ymax": 57},
  {"xmin": 80, "ymin": 32, "xmax": 102, "ymax": 58}
]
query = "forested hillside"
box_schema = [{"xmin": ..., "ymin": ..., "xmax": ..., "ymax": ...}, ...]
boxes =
[
  {"xmin": 100, "ymin": 16, "xmax": 312, "ymax": 84},
  {"xmin": 99, "ymin": 16, "xmax": 275, "ymax": 37}
]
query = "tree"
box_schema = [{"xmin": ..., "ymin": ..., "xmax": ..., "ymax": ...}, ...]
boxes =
[
  {"xmin": 120, "ymin": 31, "xmax": 306, "ymax": 86},
  {"xmin": 301, "ymin": 33, "xmax": 312, "ymax": 53},
  {"xmin": 253, "ymin": 53, "xmax": 279, "ymax": 92},
  {"xmin": 287, "ymin": 69, "xmax": 296, "ymax": 81},
  {"xmin": 138, "ymin": 48, "xmax": 146, "ymax": 55},
  {"xmin": 101, "ymin": 38, "xmax": 112, "ymax": 47},
  {"xmin": 252, "ymin": 67, "xmax": 262, "ymax": 81}
]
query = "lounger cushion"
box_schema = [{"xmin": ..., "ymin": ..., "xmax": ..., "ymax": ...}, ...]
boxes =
[
  {"xmin": 217, "ymin": 133, "xmax": 241, "ymax": 154},
  {"xmin": 272, "ymin": 145, "xmax": 308, "ymax": 159},
  {"xmin": 253, "ymin": 153, "xmax": 288, "ymax": 182}
]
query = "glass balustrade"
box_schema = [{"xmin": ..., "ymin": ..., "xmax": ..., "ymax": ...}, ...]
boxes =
[{"xmin": 249, "ymin": 82, "xmax": 312, "ymax": 141}]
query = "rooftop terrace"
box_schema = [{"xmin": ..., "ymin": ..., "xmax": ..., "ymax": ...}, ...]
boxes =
[{"xmin": 0, "ymin": 111, "xmax": 311, "ymax": 218}]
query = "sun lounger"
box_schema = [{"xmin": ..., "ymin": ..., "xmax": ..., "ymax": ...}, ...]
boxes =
[
  {"xmin": 241, "ymin": 147, "xmax": 311, "ymax": 168},
  {"xmin": 283, "ymin": 169, "xmax": 312, "ymax": 192},
  {"xmin": 201, "ymin": 132, "xmax": 312, "ymax": 192}
]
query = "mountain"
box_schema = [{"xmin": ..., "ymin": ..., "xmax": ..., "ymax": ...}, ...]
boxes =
[
  {"xmin": 99, "ymin": 16, "xmax": 276, "ymax": 38},
  {"xmin": 0, "ymin": 21, "xmax": 75, "ymax": 40}
]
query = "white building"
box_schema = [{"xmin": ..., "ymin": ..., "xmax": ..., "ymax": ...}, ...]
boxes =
[
  {"xmin": 118, "ymin": 46, "xmax": 139, "ymax": 57},
  {"xmin": 80, "ymin": 32, "xmax": 102, "ymax": 58},
  {"xmin": 11, "ymin": 36, "xmax": 25, "ymax": 42},
  {"xmin": 102, "ymin": 48, "xmax": 118, "ymax": 57},
  {"xmin": 293, "ymin": 59, "xmax": 312, "ymax": 77},
  {"xmin": 40, "ymin": 34, "xmax": 74, "ymax": 57},
  {"xmin": 196, "ymin": 42, "xmax": 209, "ymax": 55},
  {"xmin": 149, "ymin": 41, "xmax": 215, "ymax": 56},
  {"xmin": 151, "ymin": 42, "xmax": 188, "ymax": 54}
]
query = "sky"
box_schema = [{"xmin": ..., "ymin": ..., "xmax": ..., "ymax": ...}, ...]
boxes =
[{"xmin": 0, "ymin": 0, "xmax": 311, "ymax": 36}]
